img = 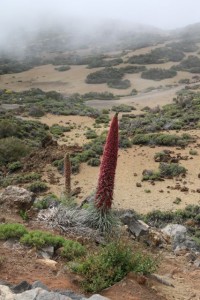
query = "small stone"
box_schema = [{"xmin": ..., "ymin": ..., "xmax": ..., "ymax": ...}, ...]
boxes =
[
  {"xmin": 37, "ymin": 245, "xmax": 54, "ymax": 259},
  {"xmin": 36, "ymin": 259, "xmax": 58, "ymax": 271},
  {"xmin": 88, "ymin": 295, "xmax": 111, "ymax": 300},
  {"xmin": 12, "ymin": 281, "xmax": 31, "ymax": 293},
  {"xmin": 136, "ymin": 182, "xmax": 142, "ymax": 187}
]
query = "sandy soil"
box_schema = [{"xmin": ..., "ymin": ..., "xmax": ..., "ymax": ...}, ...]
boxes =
[{"xmin": 26, "ymin": 113, "xmax": 200, "ymax": 214}]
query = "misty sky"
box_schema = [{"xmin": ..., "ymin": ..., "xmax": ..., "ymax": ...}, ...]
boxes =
[{"xmin": 0, "ymin": 0, "xmax": 200, "ymax": 35}]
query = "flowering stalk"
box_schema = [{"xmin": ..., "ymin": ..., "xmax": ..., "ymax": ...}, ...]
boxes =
[
  {"xmin": 64, "ymin": 153, "xmax": 71, "ymax": 197},
  {"xmin": 95, "ymin": 113, "xmax": 119, "ymax": 213}
]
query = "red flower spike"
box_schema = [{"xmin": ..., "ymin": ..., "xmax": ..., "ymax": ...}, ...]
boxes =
[{"xmin": 95, "ymin": 113, "xmax": 119, "ymax": 212}]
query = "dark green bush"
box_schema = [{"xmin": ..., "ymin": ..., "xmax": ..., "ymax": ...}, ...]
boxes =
[
  {"xmin": 159, "ymin": 163, "xmax": 187, "ymax": 177},
  {"xmin": 141, "ymin": 68, "xmax": 177, "ymax": 81},
  {"xmin": 87, "ymin": 158, "xmax": 100, "ymax": 166},
  {"xmin": 132, "ymin": 133, "xmax": 191, "ymax": 146},
  {"xmin": 82, "ymin": 92, "xmax": 116, "ymax": 100},
  {"xmin": 0, "ymin": 137, "xmax": 30, "ymax": 165},
  {"xmin": 0, "ymin": 223, "xmax": 28, "ymax": 239},
  {"xmin": 86, "ymin": 67, "xmax": 124, "ymax": 84},
  {"xmin": 50, "ymin": 124, "xmax": 71, "ymax": 136},
  {"xmin": 84, "ymin": 130, "xmax": 97, "ymax": 139},
  {"xmin": 107, "ymin": 79, "xmax": 131, "ymax": 89},
  {"xmin": 128, "ymin": 47, "xmax": 184, "ymax": 64},
  {"xmin": 112, "ymin": 104, "xmax": 136, "ymax": 113},
  {"xmin": 120, "ymin": 65, "xmax": 146, "ymax": 73},
  {"xmin": 71, "ymin": 242, "xmax": 157, "ymax": 292},
  {"xmin": 27, "ymin": 181, "xmax": 48, "ymax": 193},
  {"xmin": 8, "ymin": 161, "xmax": 23, "ymax": 172},
  {"xmin": 54, "ymin": 65, "xmax": 70, "ymax": 72}
]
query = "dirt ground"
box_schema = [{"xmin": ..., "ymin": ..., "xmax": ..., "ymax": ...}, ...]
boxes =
[{"xmin": 1, "ymin": 237, "xmax": 200, "ymax": 300}]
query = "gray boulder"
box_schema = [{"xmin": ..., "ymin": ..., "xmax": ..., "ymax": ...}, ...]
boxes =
[
  {"xmin": 0, "ymin": 285, "xmax": 14, "ymax": 300},
  {"xmin": 14, "ymin": 288, "xmax": 72, "ymax": 300},
  {"xmin": 0, "ymin": 186, "xmax": 34, "ymax": 212},
  {"xmin": 161, "ymin": 224, "xmax": 187, "ymax": 237},
  {"xmin": 120, "ymin": 211, "xmax": 149, "ymax": 237}
]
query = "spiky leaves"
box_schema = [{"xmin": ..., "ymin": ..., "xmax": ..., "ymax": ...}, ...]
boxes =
[{"xmin": 95, "ymin": 113, "xmax": 119, "ymax": 213}]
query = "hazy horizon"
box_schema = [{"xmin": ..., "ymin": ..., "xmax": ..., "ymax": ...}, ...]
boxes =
[{"xmin": 0, "ymin": 0, "xmax": 200, "ymax": 54}]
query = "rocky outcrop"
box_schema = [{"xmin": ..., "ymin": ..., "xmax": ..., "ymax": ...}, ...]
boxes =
[
  {"xmin": 0, "ymin": 186, "xmax": 34, "ymax": 212},
  {"xmin": 0, "ymin": 281, "xmax": 111, "ymax": 300},
  {"xmin": 162, "ymin": 224, "xmax": 200, "ymax": 254}
]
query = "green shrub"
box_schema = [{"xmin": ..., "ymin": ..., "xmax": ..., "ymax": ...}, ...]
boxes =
[
  {"xmin": 132, "ymin": 133, "xmax": 191, "ymax": 146},
  {"xmin": 20, "ymin": 230, "xmax": 65, "ymax": 248},
  {"xmin": 86, "ymin": 67, "xmax": 124, "ymax": 84},
  {"xmin": 0, "ymin": 120, "xmax": 18, "ymax": 138},
  {"xmin": 29, "ymin": 106, "xmax": 45, "ymax": 117},
  {"xmin": 20, "ymin": 230, "xmax": 86, "ymax": 260},
  {"xmin": 141, "ymin": 68, "xmax": 177, "ymax": 81},
  {"xmin": 175, "ymin": 56, "xmax": 200, "ymax": 73},
  {"xmin": 61, "ymin": 240, "xmax": 86, "ymax": 260},
  {"xmin": 0, "ymin": 223, "xmax": 28, "ymax": 240},
  {"xmin": 87, "ymin": 158, "xmax": 100, "ymax": 166},
  {"xmin": 8, "ymin": 161, "xmax": 23, "ymax": 172},
  {"xmin": 142, "ymin": 171, "xmax": 161, "ymax": 181},
  {"xmin": 84, "ymin": 130, "xmax": 97, "ymax": 139},
  {"xmin": 107, "ymin": 79, "xmax": 131, "ymax": 89},
  {"xmin": 159, "ymin": 163, "xmax": 187, "ymax": 177},
  {"xmin": 95, "ymin": 114, "xmax": 110, "ymax": 124},
  {"xmin": 128, "ymin": 47, "xmax": 184, "ymax": 64},
  {"xmin": 0, "ymin": 137, "xmax": 30, "ymax": 165},
  {"xmin": 87, "ymin": 58, "xmax": 123, "ymax": 69},
  {"xmin": 27, "ymin": 181, "xmax": 48, "ymax": 193},
  {"xmin": 144, "ymin": 205, "xmax": 200, "ymax": 227},
  {"xmin": 112, "ymin": 104, "xmax": 135, "ymax": 113},
  {"xmin": 189, "ymin": 149, "xmax": 198, "ymax": 155},
  {"xmin": 71, "ymin": 242, "xmax": 157, "ymax": 292},
  {"xmin": 119, "ymin": 136, "xmax": 132, "ymax": 148},
  {"xmin": 55, "ymin": 65, "xmax": 70, "ymax": 72},
  {"xmin": 0, "ymin": 172, "xmax": 42, "ymax": 188},
  {"xmin": 120, "ymin": 65, "xmax": 146, "ymax": 73},
  {"xmin": 50, "ymin": 124, "xmax": 71, "ymax": 136},
  {"xmin": 82, "ymin": 92, "xmax": 116, "ymax": 100}
]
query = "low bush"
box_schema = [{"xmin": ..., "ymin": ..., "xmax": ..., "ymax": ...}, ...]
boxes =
[
  {"xmin": 27, "ymin": 181, "xmax": 48, "ymax": 193},
  {"xmin": 132, "ymin": 133, "xmax": 191, "ymax": 146},
  {"xmin": 112, "ymin": 104, "xmax": 136, "ymax": 113},
  {"xmin": 189, "ymin": 149, "xmax": 198, "ymax": 155},
  {"xmin": 144, "ymin": 205, "xmax": 200, "ymax": 227},
  {"xmin": 0, "ymin": 172, "xmax": 42, "ymax": 188},
  {"xmin": 0, "ymin": 137, "xmax": 30, "ymax": 165},
  {"xmin": 54, "ymin": 65, "xmax": 70, "ymax": 72},
  {"xmin": 50, "ymin": 124, "xmax": 71, "ymax": 136},
  {"xmin": 159, "ymin": 162, "xmax": 187, "ymax": 177},
  {"xmin": 87, "ymin": 157, "xmax": 100, "ymax": 166},
  {"xmin": 87, "ymin": 58, "xmax": 123, "ymax": 68},
  {"xmin": 0, "ymin": 223, "xmax": 28, "ymax": 239},
  {"xmin": 84, "ymin": 129, "xmax": 97, "ymax": 139},
  {"xmin": 82, "ymin": 92, "xmax": 116, "ymax": 100},
  {"xmin": 107, "ymin": 79, "xmax": 131, "ymax": 89},
  {"xmin": 120, "ymin": 65, "xmax": 146, "ymax": 73},
  {"xmin": 86, "ymin": 67, "xmax": 124, "ymax": 84},
  {"xmin": 141, "ymin": 68, "xmax": 177, "ymax": 81},
  {"xmin": 20, "ymin": 230, "xmax": 86, "ymax": 260},
  {"xmin": 71, "ymin": 241, "xmax": 157, "ymax": 292},
  {"xmin": 8, "ymin": 161, "xmax": 23, "ymax": 172},
  {"xmin": 128, "ymin": 47, "xmax": 184, "ymax": 64}
]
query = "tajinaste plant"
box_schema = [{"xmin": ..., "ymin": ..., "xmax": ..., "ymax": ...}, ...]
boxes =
[{"xmin": 95, "ymin": 113, "xmax": 119, "ymax": 213}]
